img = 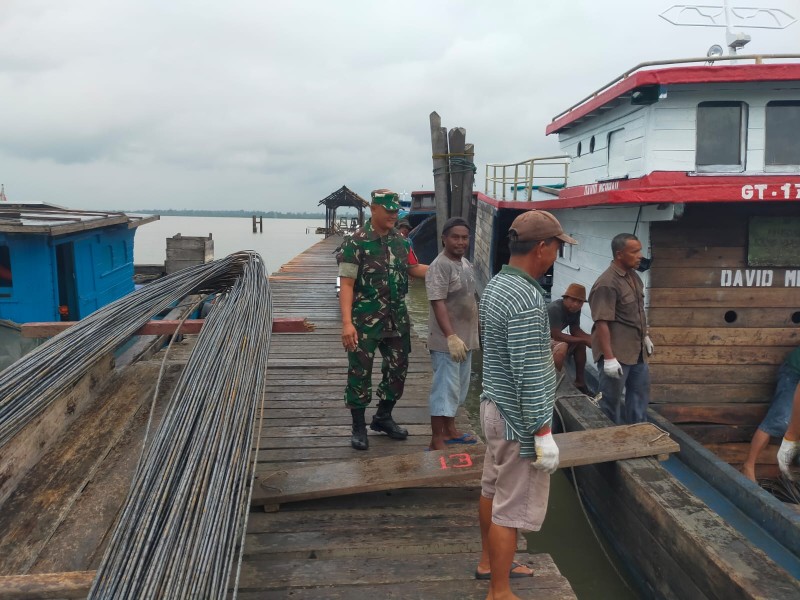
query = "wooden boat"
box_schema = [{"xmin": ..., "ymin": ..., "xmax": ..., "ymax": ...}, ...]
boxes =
[{"xmin": 469, "ymin": 54, "xmax": 800, "ymax": 598}]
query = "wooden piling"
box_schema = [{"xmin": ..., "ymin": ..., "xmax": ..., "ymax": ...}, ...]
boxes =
[
  {"xmin": 448, "ymin": 127, "xmax": 466, "ymax": 219},
  {"xmin": 430, "ymin": 112, "xmax": 450, "ymax": 242}
]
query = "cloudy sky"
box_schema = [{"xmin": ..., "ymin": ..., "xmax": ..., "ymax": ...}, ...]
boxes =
[{"xmin": 0, "ymin": 1, "xmax": 797, "ymax": 212}]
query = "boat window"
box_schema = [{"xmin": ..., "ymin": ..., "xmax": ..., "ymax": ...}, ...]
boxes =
[
  {"xmin": 765, "ymin": 101, "xmax": 800, "ymax": 172},
  {"xmin": 577, "ymin": 142, "xmax": 582, "ymax": 157},
  {"xmin": 696, "ymin": 101, "xmax": 747, "ymax": 172},
  {"xmin": 0, "ymin": 246, "xmax": 12, "ymax": 292},
  {"xmin": 607, "ymin": 129, "xmax": 626, "ymax": 178},
  {"xmin": 590, "ymin": 136, "xmax": 596, "ymax": 153}
]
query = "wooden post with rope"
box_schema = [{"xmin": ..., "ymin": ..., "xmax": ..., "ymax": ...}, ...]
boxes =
[
  {"xmin": 448, "ymin": 127, "xmax": 466, "ymax": 219},
  {"xmin": 429, "ymin": 112, "xmax": 450, "ymax": 242}
]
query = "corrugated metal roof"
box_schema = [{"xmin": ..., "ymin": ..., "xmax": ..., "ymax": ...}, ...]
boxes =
[{"xmin": 0, "ymin": 203, "xmax": 158, "ymax": 235}]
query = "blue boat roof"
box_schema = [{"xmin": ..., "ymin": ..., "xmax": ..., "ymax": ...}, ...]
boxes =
[{"xmin": 0, "ymin": 203, "xmax": 158, "ymax": 236}]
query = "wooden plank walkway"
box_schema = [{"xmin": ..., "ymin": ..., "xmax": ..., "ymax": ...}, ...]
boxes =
[{"xmin": 243, "ymin": 235, "xmax": 577, "ymax": 599}]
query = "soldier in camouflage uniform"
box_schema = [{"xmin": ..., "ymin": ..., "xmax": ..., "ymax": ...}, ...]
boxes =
[{"xmin": 338, "ymin": 190, "xmax": 428, "ymax": 450}]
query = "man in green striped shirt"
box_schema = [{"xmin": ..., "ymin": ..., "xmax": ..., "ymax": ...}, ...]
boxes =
[{"xmin": 475, "ymin": 210, "xmax": 576, "ymax": 599}]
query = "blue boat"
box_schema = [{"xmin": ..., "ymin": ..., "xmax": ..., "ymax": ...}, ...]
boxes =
[{"xmin": 0, "ymin": 202, "xmax": 157, "ymax": 368}]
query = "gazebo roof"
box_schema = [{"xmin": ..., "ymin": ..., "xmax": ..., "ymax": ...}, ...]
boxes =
[{"xmin": 317, "ymin": 186, "xmax": 369, "ymax": 210}]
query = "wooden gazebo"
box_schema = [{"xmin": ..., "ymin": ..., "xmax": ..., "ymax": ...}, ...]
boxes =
[{"xmin": 317, "ymin": 186, "xmax": 369, "ymax": 238}]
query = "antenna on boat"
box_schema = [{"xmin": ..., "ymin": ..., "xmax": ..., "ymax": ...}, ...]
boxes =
[{"xmin": 660, "ymin": 1, "xmax": 796, "ymax": 56}]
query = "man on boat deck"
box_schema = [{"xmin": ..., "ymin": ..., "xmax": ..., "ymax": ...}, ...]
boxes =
[
  {"xmin": 588, "ymin": 233, "xmax": 653, "ymax": 425},
  {"xmin": 477, "ymin": 209, "xmax": 576, "ymax": 600},
  {"xmin": 338, "ymin": 189, "xmax": 427, "ymax": 451},
  {"xmin": 777, "ymin": 352, "xmax": 800, "ymax": 480},
  {"xmin": 547, "ymin": 283, "xmax": 593, "ymax": 395},
  {"xmin": 743, "ymin": 345, "xmax": 800, "ymax": 482}
]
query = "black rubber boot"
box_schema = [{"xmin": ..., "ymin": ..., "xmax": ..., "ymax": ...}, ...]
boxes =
[
  {"xmin": 370, "ymin": 401, "xmax": 408, "ymax": 440},
  {"xmin": 350, "ymin": 408, "xmax": 369, "ymax": 450}
]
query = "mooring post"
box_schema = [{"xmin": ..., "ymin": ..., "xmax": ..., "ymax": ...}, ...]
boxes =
[
  {"xmin": 430, "ymin": 112, "xmax": 451, "ymax": 242},
  {"xmin": 252, "ymin": 215, "xmax": 257, "ymax": 233}
]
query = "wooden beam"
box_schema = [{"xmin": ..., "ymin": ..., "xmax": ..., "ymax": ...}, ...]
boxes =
[
  {"xmin": 0, "ymin": 570, "xmax": 94, "ymax": 599},
  {"xmin": 250, "ymin": 423, "xmax": 679, "ymax": 506},
  {"xmin": 20, "ymin": 317, "xmax": 314, "ymax": 338}
]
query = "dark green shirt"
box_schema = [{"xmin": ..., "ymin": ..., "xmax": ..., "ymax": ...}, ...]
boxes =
[{"xmin": 338, "ymin": 219, "xmax": 411, "ymax": 339}]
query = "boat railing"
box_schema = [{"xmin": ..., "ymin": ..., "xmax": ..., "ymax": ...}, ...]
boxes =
[
  {"xmin": 484, "ymin": 155, "xmax": 570, "ymax": 201},
  {"xmin": 551, "ymin": 53, "xmax": 800, "ymax": 125}
]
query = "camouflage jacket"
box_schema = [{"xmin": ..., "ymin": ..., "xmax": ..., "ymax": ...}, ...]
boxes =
[{"xmin": 337, "ymin": 219, "xmax": 411, "ymax": 339}]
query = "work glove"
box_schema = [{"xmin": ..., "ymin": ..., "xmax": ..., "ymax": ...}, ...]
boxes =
[
  {"xmin": 644, "ymin": 335, "xmax": 654, "ymax": 356},
  {"xmin": 533, "ymin": 431, "xmax": 559, "ymax": 474},
  {"xmin": 603, "ymin": 357, "xmax": 623, "ymax": 379},
  {"xmin": 447, "ymin": 334, "xmax": 468, "ymax": 362},
  {"xmin": 777, "ymin": 437, "xmax": 800, "ymax": 480}
]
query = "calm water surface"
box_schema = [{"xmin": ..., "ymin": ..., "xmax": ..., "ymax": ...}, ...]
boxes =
[
  {"xmin": 406, "ymin": 278, "xmax": 638, "ymax": 600},
  {"xmin": 133, "ymin": 215, "xmax": 325, "ymax": 274}
]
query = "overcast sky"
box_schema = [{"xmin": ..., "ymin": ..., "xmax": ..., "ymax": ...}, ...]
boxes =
[{"xmin": 0, "ymin": 1, "xmax": 797, "ymax": 212}]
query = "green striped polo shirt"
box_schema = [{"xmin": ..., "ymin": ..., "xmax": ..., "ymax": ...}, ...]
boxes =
[{"xmin": 479, "ymin": 264, "xmax": 556, "ymax": 458}]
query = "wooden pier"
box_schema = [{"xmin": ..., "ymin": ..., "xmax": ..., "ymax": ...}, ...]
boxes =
[
  {"xmin": 0, "ymin": 235, "xmax": 578, "ymax": 599},
  {"xmin": 238, "ymin": 235, "xmax": 576, "ymax": 599}
]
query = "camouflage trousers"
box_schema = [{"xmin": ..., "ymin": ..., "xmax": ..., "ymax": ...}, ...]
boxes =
[{"xmin": 344, "ymin": 333, "xmax": 411, "ymax": 410}]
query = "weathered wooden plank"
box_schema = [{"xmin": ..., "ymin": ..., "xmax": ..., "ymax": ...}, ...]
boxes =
[
  {"xmin": 650, "ymin": 364, "xmax": 780, "ymax": 384},
  {"xmin": 251, "ymin": 424, "xmax": 678, "ymax": 505},
  {"xmin": 244, "ymin": 526, "xmax": 484, "ymax": 559},
  {"xmin": 651, "ymin": 246, "xmax": 746, "ymax": 267},
  {"xmin": 0, "ymin": 362, "xmax": 160, "ymax": 575},
  {"xmin": 651, "ymin": 403, "xmax": 769, "ymax": 426},
  {"xmin": 649, "ymin": 307, "xmax": 800, "ymax": 328},
  {"xmin": 704, "ymin": 442, "xmax": 778, "ymax": 465},
  {"xmin": 679, "ymin": 424, "xmax": 757, "ymax": 444},
  {"xmin": 558, "ymin": 397, "xmax": 800, "ymax": 600},
  {"xmin": 0, "ymin": 354, "xmax": 114, "ymax": 508},
  {"xmin": 20, "ymin": 317, "xmax": 312, "ymax": 338},
  {"xmin": 236, "ymin": 578, "xmax": 577, "ymax": 600},
  {"xmin": 0, "ymin": 570, "xmax": 95, "ymax": 599},
  {"xmin": 245, "ymin": 505, "xmax": 479, "ymax": 533},
  {"xmin": 652, "ymin": 411, "xmax": 800, "ymax": 553},
  {"xmin": 235, "ymin": 552, "xmax": 567, "ymax": 592},
  {"xmin": 650, "ymin": 327, "xmax": 800, "ymax": 347},
  {"xmin": 649, "ymin": 287, "xmax": 799, "ymax": 308},
  {"xmin": 650, "ymin": 383, "xmax": 775, "ymax": 403},
  {"xmin": 650, "ymin": 266, "xmax": 800, "ymax": 288},
  {"xmin": 648, "ymin": 345, "xmax": 794, "ymax": 366}
]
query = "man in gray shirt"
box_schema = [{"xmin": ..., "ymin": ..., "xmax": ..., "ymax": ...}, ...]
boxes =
[{"xmin": 425, "ymin": 217, "xmax": 480, "ymax": 450}]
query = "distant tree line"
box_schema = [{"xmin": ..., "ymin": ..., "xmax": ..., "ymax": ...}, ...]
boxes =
[{"xmin": 129, "ymin": 209, "xmax": 325, "ymax": 219}]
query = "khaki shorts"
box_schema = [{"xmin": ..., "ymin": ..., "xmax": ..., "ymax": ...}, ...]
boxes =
[{"xmin": 480, "ymin": 399, "xmax": 550, "ymax": 532}]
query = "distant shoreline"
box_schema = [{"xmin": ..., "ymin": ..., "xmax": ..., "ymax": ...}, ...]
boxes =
[{"xmin": 125, "ymin": 209, "xmax": 325, "ymax": 219}]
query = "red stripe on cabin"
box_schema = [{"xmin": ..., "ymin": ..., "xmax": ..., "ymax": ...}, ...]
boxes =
[
  {"xmin": 478, "ymin": 172, "xmax": 800, "ymax": 211},
  {"xmin": 546, "ymin": 64, "xmax": 800, "ymax": 135}
]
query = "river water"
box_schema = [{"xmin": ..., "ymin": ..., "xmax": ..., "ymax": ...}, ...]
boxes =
[
  {"xmin": 134, "ymin": 216, "xmax": 637, "ymax": 599},
  {"xmin": 133, "ymin": 215, "xmax": 326, "ymax": 274}
]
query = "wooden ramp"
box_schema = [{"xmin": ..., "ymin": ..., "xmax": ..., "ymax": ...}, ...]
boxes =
[
  {"xmin": 251, "ymin": 423, "xmax": 679, "ymax": 506},
  {"xmin": 245, "ymin": 235, "xmax": 576, "ymax": 599}
]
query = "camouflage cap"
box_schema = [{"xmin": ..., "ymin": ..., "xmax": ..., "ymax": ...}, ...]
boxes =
[{"xmin": 371, "ymin": 189, "xmax": 401, "ymax": 212}]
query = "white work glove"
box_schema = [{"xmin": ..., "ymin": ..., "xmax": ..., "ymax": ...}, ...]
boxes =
[
  {"xmin": 533, "ymin": 431, "xmax": 559, "ymax": 474},
  {"xmin": 644, "ymin": 335, "xmax": 654, "ymax": 356},
  {"xmin": 777, "ymin": 437, "xmax": 800, "ymax": 480},
  {"xmin": 447, "ymin": 334, "xmax": 468, "ymax": 362},
  {"xmin": 603, "ymin": 357, "xmax": 623, "ymax": 379}
]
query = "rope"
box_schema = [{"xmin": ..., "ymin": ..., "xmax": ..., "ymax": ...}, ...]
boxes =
[{"xmin": 432, "ymin": 157, "xmax": 477, "ymax": 177}]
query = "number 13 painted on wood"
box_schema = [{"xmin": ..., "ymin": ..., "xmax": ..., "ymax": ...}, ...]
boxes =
[{"xmin": 439, "ymin": 453, "xmax": 473, "ymax": 469}]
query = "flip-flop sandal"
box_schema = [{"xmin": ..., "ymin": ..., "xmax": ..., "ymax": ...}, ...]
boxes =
[
  {"xmin": 444, "ymin": 433, "xmax": 478, "ymax": 445},
  {"xmin": 474, "ymin": 561, "xmax": 534, "ymax": 580}
]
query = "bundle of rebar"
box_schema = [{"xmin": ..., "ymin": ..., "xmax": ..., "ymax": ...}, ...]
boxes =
[
  {"xmin": 0, "ymin": 252, "xmax": 252, "ymax": 448},
  {"xmin": 88, "ymin": 251, "xmax": 271, "ymax": 598}
]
